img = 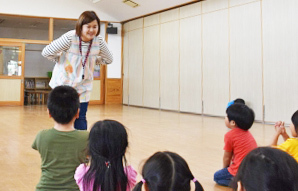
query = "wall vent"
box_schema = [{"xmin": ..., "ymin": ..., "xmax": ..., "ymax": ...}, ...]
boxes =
[{"xmin": 123, "ymin": 0, "xmax": 139, "ymax": 8}]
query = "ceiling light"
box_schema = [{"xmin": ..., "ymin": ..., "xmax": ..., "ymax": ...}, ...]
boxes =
[
  {"xmin": 123, "ymin": 0, "xmax": 139, "ymax": 8},
  {"xmin": 91, "ymin": 0, "xmax": 101, "ymax": 3}
]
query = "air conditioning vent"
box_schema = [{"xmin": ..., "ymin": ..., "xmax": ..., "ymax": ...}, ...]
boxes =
[{"xmin": 123, "ymin": 0, "xmax": 139, "ymax": 8}]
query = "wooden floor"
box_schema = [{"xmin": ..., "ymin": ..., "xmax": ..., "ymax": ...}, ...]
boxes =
[{"xmin": 0, "ymin": 104, "xmax": 281, "ymax": 191}]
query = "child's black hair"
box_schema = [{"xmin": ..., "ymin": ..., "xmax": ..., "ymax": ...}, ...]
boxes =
[
  {"xmin": 234, "ymin": 98, "xmax": 245, "ymax": 105},
  {"xmin": 226, "ymin": 103, "xmax": 255, "ymax": 130},
  {"xmin": 291, "ymin": 110, "xmax": 298, "ymax": 134},
  {"xmin": 47, "ymin": 85, "xmax": 80, "ymax": 124},
  {"xmin": 83, "ymin": 120, "xmax": 129, "ymax": 191},
  {"xmin": 231, "ymin": 147, "xmax": 298, "ymax": 191},
  {"xmin": 133, "ymin": 151, "xmax": 204, "ymax": 191}
]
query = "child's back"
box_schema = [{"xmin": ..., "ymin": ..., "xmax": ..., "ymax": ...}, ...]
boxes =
[
  {"xmin": 32, "ymin": 85, "xmax": 89, "ymax": 191},
  {"xmin": 32, "ymin": 129, "xmax": 88, "ymax": 190},
  {"xmin": 74, "ymin": 120, "xmax": 137, "ymax": 191}
]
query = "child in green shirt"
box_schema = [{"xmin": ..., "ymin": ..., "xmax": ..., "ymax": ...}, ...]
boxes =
[{"xmin": 32, "ymin": 86, "xmax": 89, "ymax": 191}]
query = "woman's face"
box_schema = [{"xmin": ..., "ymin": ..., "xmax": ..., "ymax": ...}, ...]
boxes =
[{"xmin": 81, "ymin": 20, "xmax": 99, "ymax": 42}]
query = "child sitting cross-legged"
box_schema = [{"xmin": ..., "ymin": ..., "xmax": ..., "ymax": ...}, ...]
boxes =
[
  {"xmin": 32, "ymin": 85, "xmax": 89, "ymax": 191},
  {"xmin": 214, "ymin": 103, "xmax": 257, "ymax": 187}
]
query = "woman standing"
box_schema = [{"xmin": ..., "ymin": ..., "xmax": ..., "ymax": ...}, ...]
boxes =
[{"xmin": 42, "ymin": 11, "xmax": 113, "ymax": 130}]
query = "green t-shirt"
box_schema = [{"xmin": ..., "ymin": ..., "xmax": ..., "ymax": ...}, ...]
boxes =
[{"xmin": 32, "ymin": 128, "xmax": 89, "ymax": 191}]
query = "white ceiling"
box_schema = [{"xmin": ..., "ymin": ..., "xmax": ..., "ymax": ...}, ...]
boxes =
[{"xmin": 86, "ymin": 0, "xmax": 200, "ymax": 22}]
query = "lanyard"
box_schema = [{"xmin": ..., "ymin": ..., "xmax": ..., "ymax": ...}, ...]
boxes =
[{"xmin": 79, "ymin": 37, "xmax": 93, "ymax": 79}]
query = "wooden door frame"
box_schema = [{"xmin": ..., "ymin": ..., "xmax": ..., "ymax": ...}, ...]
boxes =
[{"xmin": 0, "ymin": 41, "xmax": 25, "ymax": 105}]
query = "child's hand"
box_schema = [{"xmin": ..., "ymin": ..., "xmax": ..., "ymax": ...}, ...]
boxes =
[
  {"xmin": 280, "ymin": 121, "xmax": 287, "ymax": 135},
  {"xmin": 275, "ymin": 121, "xmax": 285, "ymax": 134},
  {"xmin": 275, "ymin": 121, "xmax": 282, "ymax": 127}
]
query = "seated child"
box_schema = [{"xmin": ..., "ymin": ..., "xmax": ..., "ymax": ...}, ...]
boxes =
[
  {"xmin": 214, "ymin": 103, "xmax": 257, "ymax": 187},
  {"xmin": 231, "ymin": 147, "xmax": 298, "ymax": 191},
  {"xmin": 132, "ymin": 151, "xmax": 204, "ymax": 191},
  {"xmin": 74, "ymin": 120, "xmax": 137, "ymax": 191},
  {"xmin": 32, "ymin": 85, "xmax": 89, "ymax": 191},
  {"xmin": 270, "ymin": 110, "xmax": 298, "ymax": 162}
]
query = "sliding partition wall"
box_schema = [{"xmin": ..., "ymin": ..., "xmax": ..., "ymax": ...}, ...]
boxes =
[{"xmin": 123, "ymin": 0, "xmax": 298, "ymax": 123}]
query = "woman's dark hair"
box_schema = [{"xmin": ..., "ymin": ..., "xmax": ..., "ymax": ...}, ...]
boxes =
[
  {"xmin": 133, "ymin": 151, "xmax": 204, "ymax": 191},
  {"xmin": 83, "ymin": 120, "xmax": 128, "ymax": 191},
  {"xmin": 47, "ymin": 85, "xmax": 80, "ymax": 124},
  {"xmin": 76, "ymin": 11, "xmax": 100, "ymax": 36},
  {"xmin": 231, "ymin": 147, "xmax": 298, "ymax": 191},
  {"xmin": 226, "ymin": 103, "xmax": 255, "ymax": 130},
  {"xmin": 291, "ymin": 110, "xmax": 298, "ymax": 134}
]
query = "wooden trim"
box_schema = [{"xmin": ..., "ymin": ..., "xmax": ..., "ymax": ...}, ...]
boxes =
[
  {"xmin": 105, "ymin": 22, "xmax": 109, "ymax": 42},
  {"xmin": 49, "ymin": 18, "xmax": 54, "ymax": 42},
  {"xmin": 20, "ymin": 43, "xmax": 25, "ymax": 106},
  {"xmin": 0, "ymin": 38, "xmax": 50, "ymax": 45},
  {"xmin": 89, "ymin": 100, "xmax": 102, "ymax": 105},
  {"xmin": 122, "ymin": 0, "xmax": 202, "ymax": 23},
  {"xmin": 51, "ymin": 17, "xmax": 77, "ymax": 21},
  {"xmin": 25, "ymin": 76, "xmax": 50, "ymax": 79},
  {"xmin": 0, "ymin": 13, "xmax": 52, "ymax": 19},
  {"xmin": 0, "ymin": 41, "xmax": 23, "ymax": 46},
  {"xmin": 101, "ymin": 65, "xmax": 106, "ymax": 104},
  {"xmin": 103, "ymin": 22, "xmax": 109, "ymax": 104},
  {"xmin": 0, "ymin": 101, "xmax": 22, "ymax": 106},
  {"xmin": 0, "ymin": 13, "xmax": 115, "ymax": 23},
  {"xmin": 121, "ymin": 24, "xmax": 124, "ymax": 104},
  {"xmin": 0, "ymin": 76, "xmax": 22, "ymax": 79}
]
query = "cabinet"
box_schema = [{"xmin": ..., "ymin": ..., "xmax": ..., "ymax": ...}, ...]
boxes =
[
  {"xmin": 24, "ymin": 77, "xmax": 51, "ymax": 105},
  {"xmin": 25, "ymin": 77, "xmax": 51, "ymax": 90}
]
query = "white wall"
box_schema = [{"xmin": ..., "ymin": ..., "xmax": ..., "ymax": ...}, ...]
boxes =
[
  {"xmin": 107, "ymin": 23, "xmax": 122, "ymax": 78},
  {"xmin": 263, "ymin": 0, "xmax": 298, "ymax": 123},
  {"xmin": 123, "ymin": 0, "xmax": 298, "ymax": 123},
  {"xmin": 0, "ymin": 0, "xmax": 118, "ymax": 21}
]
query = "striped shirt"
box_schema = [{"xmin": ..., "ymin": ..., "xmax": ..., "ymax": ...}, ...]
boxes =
[
  {"xmin": 42, "ymin": 30, "xmax": 113, "ymax": 64},
  {"xmin": 42, "ymin": 30, "xmax": 113, "ymax": 102}
]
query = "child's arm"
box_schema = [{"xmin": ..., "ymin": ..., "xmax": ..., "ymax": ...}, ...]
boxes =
[
  {"xmin": 270, "ymin": 121, "xmax": 288, "ymax": 146},
  {"xmin": 223, "ymin": 151, "xmax": 233, "ymax": 168},
  {"xmin": 280, "ymin": 122, "xmax": 290, "ymax": 141},
  {"xmin": 270, "ymin": 131, "xmax": 280, "ymax": 146}
]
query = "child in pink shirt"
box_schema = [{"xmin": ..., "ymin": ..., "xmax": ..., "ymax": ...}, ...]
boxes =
[{"xmin": 74, "ymin": 120, "xmax": 137, "ymax": 191}]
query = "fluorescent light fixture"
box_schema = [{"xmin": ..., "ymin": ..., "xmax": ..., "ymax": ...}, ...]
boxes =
[
  {"xmin": 123, "ymin": 0, "xmax": 139, "ymax": 8},
  {"xmin": 91, "ymin": 0, "xmax": 101, "ymax": 3}
]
